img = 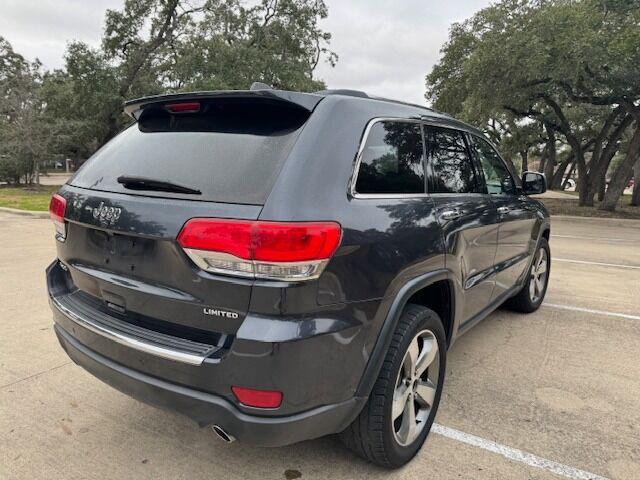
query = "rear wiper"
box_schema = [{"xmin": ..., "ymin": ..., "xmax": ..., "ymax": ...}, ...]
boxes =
[{"xmin": 117, "ymin": 176, "xmax": 201, "ymax": 195}]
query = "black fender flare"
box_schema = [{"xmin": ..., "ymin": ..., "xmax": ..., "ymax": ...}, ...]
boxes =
[{"xmin": 354, "ymin": 269, "xmax": 454, "ymax": 398}]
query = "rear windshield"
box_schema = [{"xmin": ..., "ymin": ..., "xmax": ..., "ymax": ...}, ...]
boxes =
[{"xmin": 69, "ymin": 98, "xmax": 311, "ymax": 205}]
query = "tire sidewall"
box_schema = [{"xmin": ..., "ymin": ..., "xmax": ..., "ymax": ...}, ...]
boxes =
[{"xmin": 382, "ymin": 308, "xmax": 447, "ymax": 466}]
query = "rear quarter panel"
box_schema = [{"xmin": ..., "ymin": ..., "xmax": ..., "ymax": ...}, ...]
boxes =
[{"xmin": 258, "ymin": 97, "xmax": 446, "ymax": 385}]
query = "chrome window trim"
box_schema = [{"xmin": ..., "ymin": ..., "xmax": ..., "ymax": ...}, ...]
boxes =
[
  {"xmin": 349, "ymin": 117, "xmax": 485, "ymax": 199},
  {"xmin": 349, "ymin": 117, "xmax": 428, "ymax": 199}
]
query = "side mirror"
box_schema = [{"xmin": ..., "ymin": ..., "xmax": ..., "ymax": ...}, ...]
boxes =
[{"xmin": 521, "ymin": 171, "xmax": 546, "ymax": 195}]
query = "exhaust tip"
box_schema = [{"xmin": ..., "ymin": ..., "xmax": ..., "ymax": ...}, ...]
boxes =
[{"xmin": 212, "ymin": 425, "xmax": 235, "ymax": 443}]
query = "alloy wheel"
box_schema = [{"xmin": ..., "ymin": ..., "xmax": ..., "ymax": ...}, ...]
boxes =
[
  {"xmin": 529, "ymin": 247, "xmax": 548, "ymax": 303},
  {"xmin": 392, "ymin": 329, "xmax": 440, "ymax": 446}
]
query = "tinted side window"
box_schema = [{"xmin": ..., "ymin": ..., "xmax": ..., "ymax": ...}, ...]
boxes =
[
  {"xmin": 471, "ymin": 136, "xmax": 515, "ymax": 195},
  {"xmin": 425, "ymin": 126, "xmax": 479, "ymax": 194},
  {"xmin": 355, "ymin": 121, "xmax": 425, "ymax": 194}
]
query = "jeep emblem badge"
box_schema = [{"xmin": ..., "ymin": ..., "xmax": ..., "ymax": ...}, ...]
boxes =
[{"xmin": 91, "ymin": 201, "xmax": 122, "ymax": 225}]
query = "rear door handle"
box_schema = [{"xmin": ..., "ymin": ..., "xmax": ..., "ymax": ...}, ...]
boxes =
[
  {"xmin": 497, "ymin": 206, "xmax": 510, "ymax": 214},
  {"xmin": 440, "ymin": 209, "xmax": 463, "ymax": 221}
]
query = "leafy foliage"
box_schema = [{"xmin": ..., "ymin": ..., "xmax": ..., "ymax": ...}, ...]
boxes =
[
  {"xmin": 2, "ymin": 0, "xmax": 336, "ymax": 178},
  {"xmin": 0, "ymin": 37, "xmax": 53, "ymax": 183},
  {"xmin": 426, "ymin": 0, "xmax": 640, "ymax": 210}
]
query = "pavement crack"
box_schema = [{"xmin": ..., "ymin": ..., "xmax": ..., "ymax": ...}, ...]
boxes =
[{"xmin": 0, "ymin": 361, "xmax": 73, "ymax": 390}]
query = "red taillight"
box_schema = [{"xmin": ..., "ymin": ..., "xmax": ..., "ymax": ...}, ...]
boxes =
[
  {"xmin": 49, "ymin": 193, "xmax": 67, "ymax": 240},
  {"xmin": 49, "ymin": 193, "xmax": 66, "ymax": 222},
  {"xmin": 252, "ymin": 222, "xmax": 342, "ymax": 262},
  {"xmin": 232, "ymin": 386, "xmax": 283, "ymax": 409},
  {"xmin": 177, "ymin": 219, "xmax": 342, "ymax": 281},
  {"xmin": 177, "ymin": 219, "xmax": 253, "ymax": 259},
  {"xmin": 165, "ymin": 102, "xmax": 200, "ymax": 113}
]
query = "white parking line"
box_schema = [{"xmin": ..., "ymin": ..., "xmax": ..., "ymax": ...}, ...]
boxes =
[
  {"xmin": 551, "ymin": 234, "xmax": 637, "ymax": 243},
  {"xmin": 432, "ymin": 424, "xmax": 609, "ymax": 480},
  {"xmin": 555, "ymin": 258, "xmax": 640, "ymax": 270},
  {"xmin": 543, "ymin": 303, "xmax": 640, "ymax": 321}
]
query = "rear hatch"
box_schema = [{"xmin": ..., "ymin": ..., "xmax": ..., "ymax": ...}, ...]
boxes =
[{"xmin": 54, "ymin": 92, "xmax": 321, "ymax": 342}]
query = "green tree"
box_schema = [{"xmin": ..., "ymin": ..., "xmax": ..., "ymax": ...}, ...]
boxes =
[
  {"xmin": 40, "ymin": 43, "xmax": 124, "ymax": 163},
  {"xmin": 426, "ymin": 0, "xmax": 640, "ymax": 210},
  {"xmin": 0, "ymin": 37, "xmax": 52, "ymax": 183},
  {"xmin": 161, "ymin": 0, "xmax": 337, "ymax": 92},
  {"xmin": 42, "ymin": 0, "xmax": 336, "ymax": 161}
]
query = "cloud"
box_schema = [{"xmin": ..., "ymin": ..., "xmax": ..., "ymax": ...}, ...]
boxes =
[
  {"xmin": 0, "ymin": 0, "xmax": 491, "ymax": 104},
  {"xmin": 315, "ymin": 0, "xmax": 491, "ymax": 105},
  {"xmin": 0, "ymin": 0, "xmax": 121, "ymax": 68}
]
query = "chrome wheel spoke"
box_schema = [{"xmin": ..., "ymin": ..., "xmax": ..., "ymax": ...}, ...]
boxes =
[
  {"xmin": 405, "ymin": 338, "xmax": 419, "ymax": 373},
  {"xmin": 529, "ymin": 247, "xmax": 548, "ymax": 302},
  {"xmin": 415, "ymin": 379, "xmax": 436, "ymax": 408},
  {"xmin": 415, "ymin": 337, "xmax": 438, "ymax": 377},
  {"xmin": 392, "ymin": 383, "xmax": 411, "ymax": 421},
  {"xmin": 397, "ymin": 394, "xmax": 417, "ymax": 444},
  {"xmin": 529, "ymin": 276, "xmax": 537, "ymax": 299},
  {"xmin": 537, "ymin": 262, "xmax": 547, "ymax": 275}
]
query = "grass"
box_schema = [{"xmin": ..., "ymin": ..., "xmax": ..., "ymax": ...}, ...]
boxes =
[
  {"xmin": 0, "ymin": 185, "xmax": 59, "ymax": 211},
  {"xmin": 538, "ymin": 194, "xmax": 640, "ymax": 220}
]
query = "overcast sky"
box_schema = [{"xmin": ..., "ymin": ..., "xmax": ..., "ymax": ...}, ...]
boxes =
[{"xmin": 0, "ymin": 0, "xmax": 491, "ymax": 105}]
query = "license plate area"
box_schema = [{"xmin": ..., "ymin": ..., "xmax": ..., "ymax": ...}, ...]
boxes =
[{"xmin": 86, "ymin": 229, "xmax": 155, "ymax": 271}]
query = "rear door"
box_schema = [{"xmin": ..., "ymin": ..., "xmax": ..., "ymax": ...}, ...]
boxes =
[
  {"xmin": 425, "ymin": 125, "xmax": 500, "ymax": 323},
  {"xmin": 468, "ymin": 134, "xmax": 538, "ymax": 300},
  {"xmin": 57, "ymin": 95, "xmax": 314, "ymax": 337}
]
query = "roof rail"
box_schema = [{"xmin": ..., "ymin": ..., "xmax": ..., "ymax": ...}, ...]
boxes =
[{"xmin": 315, "ymin": 89, "xmax": 369, "ymax": 98}]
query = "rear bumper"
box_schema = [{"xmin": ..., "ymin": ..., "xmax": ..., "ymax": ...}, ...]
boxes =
[
  {"xmin": 47, "ymin": 259, "xmax": 370, "ymax": 446},
  {"xmin": 54, "ymin": 323, "xmax": 365, "ymax": 446}
]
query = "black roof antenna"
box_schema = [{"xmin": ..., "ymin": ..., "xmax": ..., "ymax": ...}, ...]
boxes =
[{"xmin": 250, "ymin": 82, "xmax": 273, "ymax": 91}]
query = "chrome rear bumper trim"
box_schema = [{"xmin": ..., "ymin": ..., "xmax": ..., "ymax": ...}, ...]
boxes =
[{"xmin": 51, "ymin": 296, "xmax": 210, "ymax": 365}]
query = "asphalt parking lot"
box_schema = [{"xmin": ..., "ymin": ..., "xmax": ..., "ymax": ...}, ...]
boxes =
[{"xmin": 1, "ymin": 212, "xmax": 639, "ymax": 480}]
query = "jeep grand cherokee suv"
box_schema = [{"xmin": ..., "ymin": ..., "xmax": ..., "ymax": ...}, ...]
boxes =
[{"xmin": 47, "ymin": 87, "xmax": 550, "ymax": 467}]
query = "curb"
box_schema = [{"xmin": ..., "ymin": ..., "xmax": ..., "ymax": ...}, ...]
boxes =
[
  {"xmin": 0, "ymin": 207, "xmax": 49, "ymax": 219},
  {"xmin": 551, "ymin": 214, "xmax": 640, "ymax": 225}
]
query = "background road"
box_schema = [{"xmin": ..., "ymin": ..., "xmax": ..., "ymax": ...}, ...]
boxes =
[{"xmin": 1, "ymin": 212, "xmax": 638, "ymax": 480}]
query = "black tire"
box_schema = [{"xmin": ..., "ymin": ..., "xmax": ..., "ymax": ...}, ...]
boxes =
[
  {"xmin": 505, "ymin": 237, "xmax": 551, "ymax": 313},
  {"xmin": 339, "ymin": 304, "xmax": 447, "ymax": 468}
]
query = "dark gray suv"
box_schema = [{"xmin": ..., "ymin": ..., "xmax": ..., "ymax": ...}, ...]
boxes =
[{"xmin": 47, "ymin": 87, "xmax": 550, "ymax": 467}]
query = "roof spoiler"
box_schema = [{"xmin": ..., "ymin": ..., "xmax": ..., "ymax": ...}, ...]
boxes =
[{"xmin": 123, "ymin": 89, "xmax": 324, "ymax": 119}]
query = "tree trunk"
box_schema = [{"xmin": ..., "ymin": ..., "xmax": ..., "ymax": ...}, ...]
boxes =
[
  {"xmin": 543, "ymin": 126, "xmax": 556, "ymax": 186},
  {"xmin": 600, "ymin": 125, "xmax": 640, "ymax": 211},
  {"xmin": 594, "ymin": 146, "xmax": 619, "ymax": 202},
  {"xmin": 562, "ymin": 161, "xmax": 577, "ymax": 190},
  {"xmin": 538, "ymin": 154, "xmax": 546, "ymax": 174},
  {"xmin": 551, "ymin": 157, "xmax": 571, "ymax": 189},
  {"xmin": 631, "ymin": 160, "xmax": 640, "ymax": 206},
  {"xmin": 596, "ymin": 175, "xmax": 606, "ymax": 202},
  {"xmin": 584, "ymin": 111, "xmax": 631, "ymax": 206},
  {"xmin": 577, "ymin": 160, "xmax": 590, "ymax": 205}
]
